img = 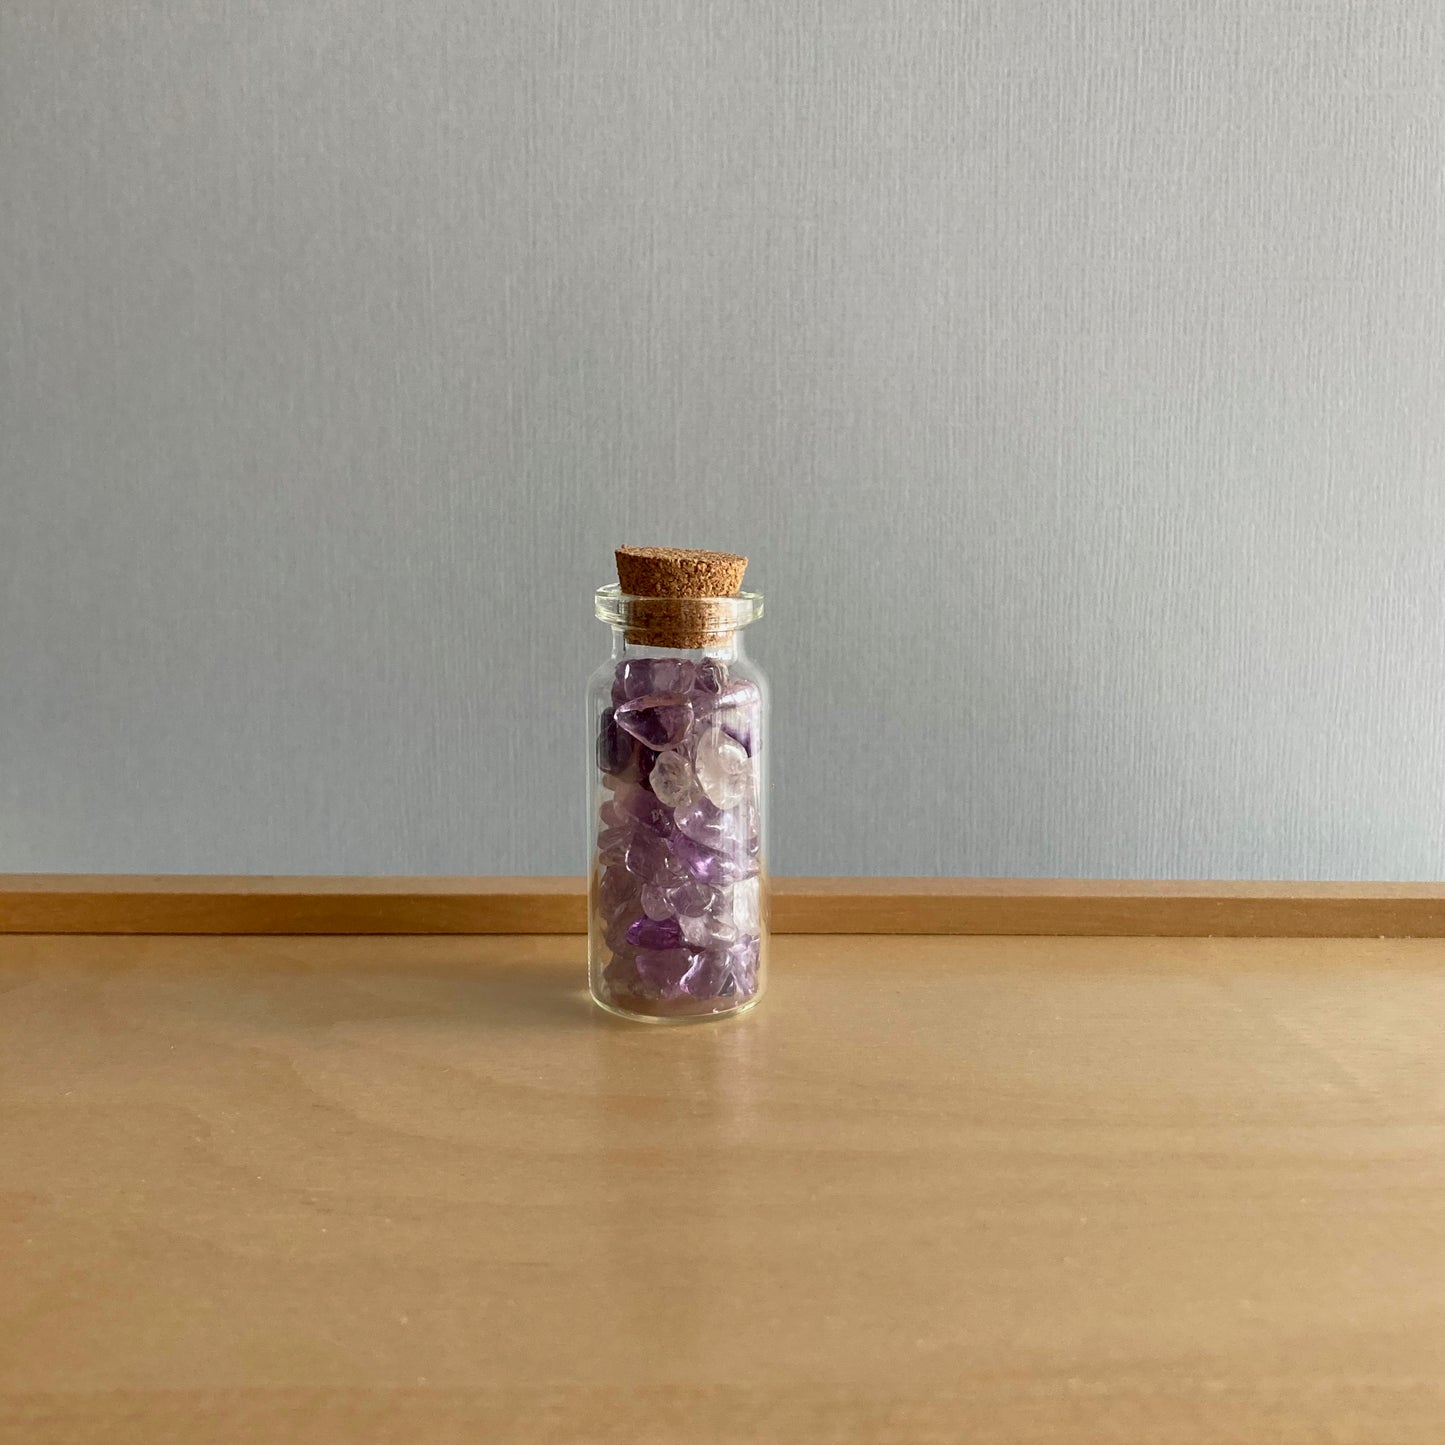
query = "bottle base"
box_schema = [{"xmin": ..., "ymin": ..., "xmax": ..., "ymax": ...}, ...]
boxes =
[{"xmin": 590, "ymin": 990, "xmax": 762, "ymax": 1025}]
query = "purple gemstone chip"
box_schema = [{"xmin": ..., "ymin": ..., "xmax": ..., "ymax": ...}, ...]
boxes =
[
  {"xmin": 626, "ymin": 916, "xmax": 685, "ymax": 950},
  {"xmin": 596, "ymin": 707, "xmax": 632, "ymax": 774},
  {"xmin": 613, "ymin": 781, "xmax": 675, "ymax": 836},
  {"xmin": 634, "ymin": 947, "xmax": 695, "ymax": 1000},
  {"xmin": 670, "ymin": 832, "xmax": 755, "ymax": 887},
  {"xmin": 615, "ymin": 693, "xmax": 694, "ymax": 750},
  {"xmin": 673, "ymin": 795, "xmax": 757, "ymax": 854},
  {"xmin": 701, "ymin": 678, "xmax": 760, "ymax": 755},
  {"xmin": 597, "ymin": 707, "xmax": 658, "ymax": 786},
  {"xmin": 613, "ymin": 658, "xmax": 699, "ymax": 704},
  {"xmin": 694, "ymin": 658, "xmax": 728, "ymax": 695}
]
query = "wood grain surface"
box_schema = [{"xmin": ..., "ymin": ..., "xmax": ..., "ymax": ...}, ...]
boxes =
[
  {"xmin": 5, "ymin": 875, "xmax": 1445, "ymax": 936},
  {"xmin": 3, "ymin": 932, "xmax": 1445, "ymax": 1443}
]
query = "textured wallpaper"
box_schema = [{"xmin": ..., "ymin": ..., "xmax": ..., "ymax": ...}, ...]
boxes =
[{"xmin": 3, "ymin": 2, "xmax": 1444, "ymax": 877}]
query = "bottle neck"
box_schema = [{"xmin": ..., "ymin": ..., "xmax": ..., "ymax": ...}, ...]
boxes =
[{"xmin": 609, "ymin": 627, "xmax": 747, "ymax": 664}]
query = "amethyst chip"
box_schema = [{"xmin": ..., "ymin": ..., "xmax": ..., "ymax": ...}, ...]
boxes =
[
  {"xmin": 674, "ymin": 794, "xmax": 757, "ymax": 854},
  {"xmin": 613, "ymin": 658, "xmax": 698, "ymax": 704},
  {"xmin": 626, "ymin": 916, "xmax": 685, "ymax": 950},
  {"xmin": 623, "ymin": 827, "xmax": 686, "ymax": 884},
  {"xmin": 694, "ymin": 657, "xmax": 728, "ymax": 695},
  {"xmin": 596, "ymin": 707, "xmax": 632, "ymax": 774},
  {"xmin": 670, "ymin": 832, "xmax": 755, "ymax": 887},
  {"xmin": 701, "ymin": 678, "xmax": 760, "ymax": 755},
  {"xmin": 615, "ymin": 693, "xmax": 694, "ymax": 750},
  {"xmin": 597, "ymin": 707, "xmax": 658, "ymax": 786},
  {"xmin": 633, "ymin": 947, "xmax": 695, "ymax": 1000},
  {"xmin": 612, "ymin": 781, "xmax": 675, "ymax": 836}
]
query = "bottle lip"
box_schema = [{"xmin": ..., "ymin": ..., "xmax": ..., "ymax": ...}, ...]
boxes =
[{"xmin": 594, "ymin": 583, "xmax": 763, "ymax": 635}]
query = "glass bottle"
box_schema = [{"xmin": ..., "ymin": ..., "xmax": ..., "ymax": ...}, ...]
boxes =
[{"xmin": 587, "ymin": 552, "xmax": 768, "ymax": 1022}]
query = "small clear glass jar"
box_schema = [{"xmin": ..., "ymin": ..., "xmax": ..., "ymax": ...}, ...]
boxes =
[{"xmin": 587, "ymin": 583, "xmax": 768, "ymax": 1022}]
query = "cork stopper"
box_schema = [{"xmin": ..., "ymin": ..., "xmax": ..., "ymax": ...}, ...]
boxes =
[
  {"xmin": 615, "ymin": 546, "xmax": 747, "ymax": 599},
  {"xmin": 614, "ymin": 546, "xmax": 748, "ymax": 649}
]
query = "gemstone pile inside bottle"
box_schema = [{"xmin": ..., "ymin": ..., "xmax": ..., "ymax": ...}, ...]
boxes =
[{"xmin": 593, "ymin": 655, "xmax": 763, "ymax": 1018}]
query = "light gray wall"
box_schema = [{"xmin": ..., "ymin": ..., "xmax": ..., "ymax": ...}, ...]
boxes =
[{"xmin": 4, "ymin": 2, "xmax": 1444, "ymax": 879}]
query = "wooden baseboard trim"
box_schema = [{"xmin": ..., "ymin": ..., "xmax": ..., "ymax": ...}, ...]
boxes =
[{"xmin": 3, "ymin": 875, "xmax": 1445, "ymax": 937}]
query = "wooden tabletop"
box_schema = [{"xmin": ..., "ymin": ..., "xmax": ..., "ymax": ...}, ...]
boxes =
[{"xmin": 3, "ymin": 932, "xmax": 1444, "ymax": 1444}]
